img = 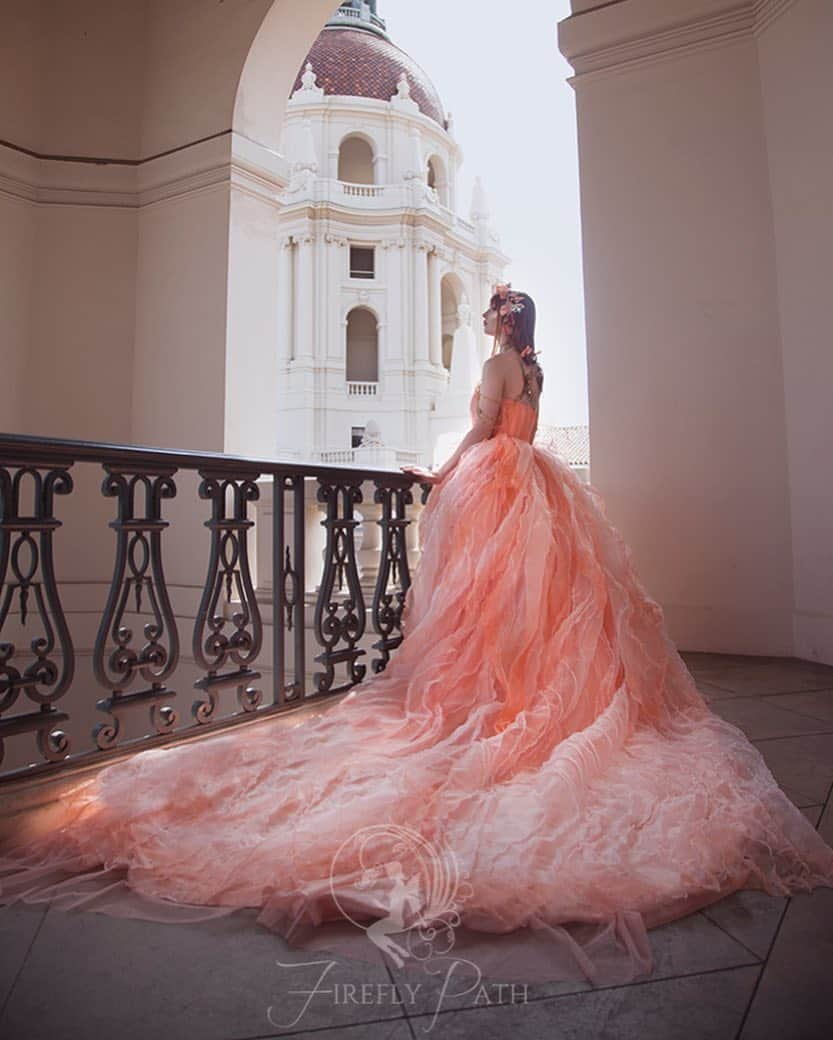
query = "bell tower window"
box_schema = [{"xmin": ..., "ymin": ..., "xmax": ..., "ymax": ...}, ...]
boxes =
[{"xmin": 349, "ymin": 246, "xmax": 375, "ymax": 279}]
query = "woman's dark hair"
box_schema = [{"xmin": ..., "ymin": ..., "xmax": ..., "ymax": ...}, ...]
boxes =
[{"xmin": 489, "ymin": 289, "xmax": 544, "ymax": 390}]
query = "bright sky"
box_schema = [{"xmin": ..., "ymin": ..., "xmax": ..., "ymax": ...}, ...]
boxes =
[{"xmin": 383, "ymin": 0, "xmax": 588, "ymax": 426}]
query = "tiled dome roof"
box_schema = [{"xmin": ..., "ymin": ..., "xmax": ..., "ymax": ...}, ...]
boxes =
[{"xmin": 291, "ymin": 28, "xmax": 446, "ymax": 129}]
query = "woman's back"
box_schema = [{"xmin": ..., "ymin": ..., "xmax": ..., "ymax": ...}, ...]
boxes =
[{"xmin": 472, "ymin": 348, "xmax": 542, "ymax": 444}]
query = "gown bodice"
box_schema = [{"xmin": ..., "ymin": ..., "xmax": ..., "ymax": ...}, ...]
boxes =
[{"xmin": 470, "ymin": 385, "xmax": 538, "ymax": 444}]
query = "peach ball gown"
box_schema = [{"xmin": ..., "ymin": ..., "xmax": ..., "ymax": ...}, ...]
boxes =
[{"xmin": 2, "ymin": 384, "xmax": 833, "ymax": 988}]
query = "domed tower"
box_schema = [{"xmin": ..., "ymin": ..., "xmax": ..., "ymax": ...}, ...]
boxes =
[{"xmin": 275, "ymin": 0, "xmax": 508, "ymax": 467}]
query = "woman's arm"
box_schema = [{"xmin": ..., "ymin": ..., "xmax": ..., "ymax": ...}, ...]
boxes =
[{"xmin": 432, "ymin": 356, "xmax": 505, "ymax": 482}]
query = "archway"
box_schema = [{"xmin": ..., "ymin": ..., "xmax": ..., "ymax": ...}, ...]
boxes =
[
  {"xmin": 345, "ymin": 307, "xmax": 379, "ymax": 383},
  {"xmin": 427, "ymin": 154, "xmax": 450, "ymax": 207},
  {"xmin": 338, "ymin": 134, "xmax": 376, "ymax": 185},
  {"xmin": 440, "ymin": 272, "xmax": 467, "ymax": 372},
  {"xmin": 224, "ymin": 0, "xmax": 338, "ymax": 457}
]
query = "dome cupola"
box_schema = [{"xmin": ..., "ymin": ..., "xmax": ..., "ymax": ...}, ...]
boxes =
[{"xmin": 291, "ymin": 2, "xmax": 447, "ymax": 128}]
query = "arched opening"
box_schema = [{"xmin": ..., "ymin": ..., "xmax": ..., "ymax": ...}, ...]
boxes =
[
  {"xmin": 441, "ymin": 273, "xmax": 465, "ymax": 372},
  {"xmin": 345, "ymin": 307, "xmax": 379, "ymax": 383},
  {"xmin": 338, "ymin": 134, "xmax": 375, "ymax": 185},
  {"xmin": 427, "ymin": 154, "xmax": 449, "ymax": 207}
]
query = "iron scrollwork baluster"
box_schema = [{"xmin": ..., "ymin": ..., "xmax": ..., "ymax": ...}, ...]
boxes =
[
  {"xmin": 0, "ymin": 464, "xmax": 74, "ymax": 766},
  {"xmin": 192, "ymin": 473, "xmax": 263, "ymax": 722},
  {"xmin": 370, "ymin": 481, "xmax": 413, "ymax": 674},
  {"xmin": 314, "ymin": 480, "xmax": 365, "ymax": 694},
  {"xmin": 93, "ymin": 468, "xmax": 180, "ymax": 749},
  {"xmin": 273, "ymin": 474, "xmax": 305, "ymax": 706}
]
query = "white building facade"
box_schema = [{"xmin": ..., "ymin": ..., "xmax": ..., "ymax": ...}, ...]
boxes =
[{"xmin": 274, "ymin": 1, "xmax": 509, "ymax": 469}]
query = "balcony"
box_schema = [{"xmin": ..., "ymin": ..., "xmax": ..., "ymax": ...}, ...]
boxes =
[
  {"xmin": 346, "ymin": 380, "xmax": 378, "ymax": 396},
  {"xmin": 341, "ymin": 182, "xmax": 385, "ymax": 200},
  {"xmin": 0, "ymin": 432, "xmax": 431, "ymax": 790},
  {"xmin": 283, "ymin": 178, "xmax": 473, "ymax": 232}
]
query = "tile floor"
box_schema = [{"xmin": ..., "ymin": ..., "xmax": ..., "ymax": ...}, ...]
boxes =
[{"xmin": 1, "ymin": 653, "xmax": 832, "ymax": 1040}]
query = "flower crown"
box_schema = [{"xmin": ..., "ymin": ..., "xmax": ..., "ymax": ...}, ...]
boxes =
[
  {"xmin": 494, "ymin": 282, "xmax": 525, "ymax": 319},
  {"xmin": 493, "ymin": 282, "xmax": 539, "ymax": 362}
]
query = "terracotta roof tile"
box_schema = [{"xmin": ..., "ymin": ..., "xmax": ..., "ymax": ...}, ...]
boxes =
[{"xmin": 292, "ymin": 28, "xmax": 446, "ymax": 128}]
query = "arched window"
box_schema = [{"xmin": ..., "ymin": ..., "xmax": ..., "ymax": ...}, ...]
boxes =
[
  {"xmin": 441, "ymin": 275, "xmax": 461, "ymax": 372},
  {"xmin": 442, "ymin": 333, "xmax": 453, "ymax": 371},
  {"xmin": 345, "ymin": 307, "xmax": 378, "ymax": 383},
  {"xmin": 338, "ymin": 135, "xmax": 375, "ymax": 185},
  {"xmin": 426, "ymin": 155, "xmax": 449, "ymax": 207}
]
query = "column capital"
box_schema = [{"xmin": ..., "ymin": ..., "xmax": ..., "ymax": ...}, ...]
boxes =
[{"xmin": 558, "ymin": 0, "xmax": 761, "ymax": 82}]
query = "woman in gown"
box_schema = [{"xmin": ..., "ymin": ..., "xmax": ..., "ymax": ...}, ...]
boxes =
[{"xmin": 2, "ymin": 284, "xmax": 833, "ymax": 989}]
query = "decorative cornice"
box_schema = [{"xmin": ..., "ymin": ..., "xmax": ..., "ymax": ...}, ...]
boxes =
[
  {"xmin": 0, "ymin": 129, "xmax": 232, "ymax": 168},
  {"xmin": 0, "ymin": 132, "xmax": 289, "ymax": 209},
  {"xmin": 558, "ymin": 0, "xmax": 799, "ymax": 84},
  {"xmin": 753, "ymin": 0, "xmax": 798, "ymax": 35},
  {"xmin": 278, "ymin": 204, "xmax": 508, "ymax": 267},
  {"xmin": 284, "ymin": 93, "xmax": 462, "ymax": 160}
]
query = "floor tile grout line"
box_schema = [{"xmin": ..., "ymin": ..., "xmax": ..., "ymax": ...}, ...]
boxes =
[
  {"xmin": 697, "ymin": 908, "xmax": 769, "ymax": 964},
  {"xmin": 393, "ymin": 960, "xmax": 764, "ymax": 1022},
  {"xmin": 383, "ymin": 955, "xmax": 418, "ymax": 1040},
  {"xmin": 0, "ymin": 904, "xmax": 50, "ymax": 1022},
  {"xmin": 731, "ymin": 777, "xmax": 833, "ymax": 1040},
  {"xmin": 750, "ymin": 729, "xmax": 833, "ymax": 743},
  {"xmin": 697, "ymin": 683, "xmax": 833, "ymax": 697},
  {"xmin": 701, "ymin": 689, "xmax": 833, "ymax": 727},
  {"xmin": 223, "ymin": 1005, "xmax": 412, "ymax": 1040},
  {"xmin": 819, "ymin": 776, "xmax": 833, "ymax": 827},
  {"xmin": 732, "ymin": 897, "xmax": 792, "ymax": 1040},
  {"xmin": 730, "ymin": 727, "xmax": 833, "ymax": 743}
]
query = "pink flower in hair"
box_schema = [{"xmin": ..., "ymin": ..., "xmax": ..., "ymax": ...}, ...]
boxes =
[{"xmin": 520, "ymin": 345, "xmax": 533, "ymax": 358}]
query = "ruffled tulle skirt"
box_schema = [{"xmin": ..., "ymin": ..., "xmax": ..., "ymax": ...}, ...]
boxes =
[{"xmin": 2, "ymin": 433, "xmax": 833, "ymax": 987}]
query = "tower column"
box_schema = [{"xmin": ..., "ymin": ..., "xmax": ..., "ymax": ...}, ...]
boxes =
[
  {"xmin": 278, "ymin": 236, "xmax": 294, "ymax": 362},
  {"xmin": 412, "ymin": 240, "xmax": 430, "ymax": 366},
  {"xmin": 428, "ymin": 247, "xmax": 442, "ymax": 367},
  {"xmin": 294, "ymin": 232, "xmax": 315, "ymax": 360},
  {"xmin": 382, "ymin": 239, "xmax": 404, "ymax": 363}
]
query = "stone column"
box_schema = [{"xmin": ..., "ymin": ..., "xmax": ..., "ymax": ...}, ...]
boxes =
[
  {"xmin": 381, "ymin": 239, "xmax": 404, "ymax": 363},
  {"xmin": 355, "ymin": 491, "xmax": 383, "ymax": 598},
  {"xmin": 557, "ymin": 0, "xmax": 797, "ymax": 656},
  {"xmin": 293, "ymin": 232, "xmax": 314, "ymax": 360},
  {"xmin": 323, "ymin": 234, "xmax": 345, "ymax": 368},
  {"xmin": 428, "ymin": 248, "xmax": 442, "ymax": 367},
  {"xmin": 277, "ymin": 235, "xmax": 294, "ymax": 362},
  {"xmin": 412, "ymin": 240, "xmax": 430, "ymax": 366}
]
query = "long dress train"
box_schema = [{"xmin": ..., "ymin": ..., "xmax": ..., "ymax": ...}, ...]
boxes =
[{"xmin": 2, "ymin": 389, "xmax": 833, "ymax": 988}]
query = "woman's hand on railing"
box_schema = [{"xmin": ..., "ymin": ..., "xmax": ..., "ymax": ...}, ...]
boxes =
[{"xmin": 400, "ymin": 465, "xmax": 443, "ymax": 485}]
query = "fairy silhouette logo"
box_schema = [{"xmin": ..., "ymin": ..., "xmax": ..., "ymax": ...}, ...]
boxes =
[
  {"xmin": 266, "ymin": 823, "xmax": 529, "ymax": 1033},
  {"xmin": 329, "ymin": 823, "xmax": 475, "ymax": 968}
]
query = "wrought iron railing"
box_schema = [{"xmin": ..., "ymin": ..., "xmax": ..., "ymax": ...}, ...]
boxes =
[{"xmin": 0, "ymin": 433, "xmax": 431, "ymax": 787}]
